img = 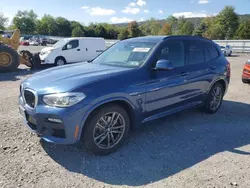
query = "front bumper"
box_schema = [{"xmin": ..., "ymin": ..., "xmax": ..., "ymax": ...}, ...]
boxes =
[
  {"xmin": 19, "ymin": 96, "xmax": 86, "ymax": 144},
  {"xmin": 39, "ymin": 54, "xmax": 54, "ymax": 64}
]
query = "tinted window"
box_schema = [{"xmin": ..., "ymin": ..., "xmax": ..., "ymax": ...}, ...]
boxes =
[
  {"xmin": 207, "ymin": 43, "xmax": 219, "ymax": 60},
  {"xmin": 158, "ymin": 40, "xmax": 185, "ymax": 67},
  {"xmin": 63, "ymin": 40, "xmax": 79, "ymax": 50},
  {"xmin": 68, "ymin": 40, "xmax": 79, "ymax": 49},
  {"xmin": 187, "ymin": 41, "xmax": 205, "ymax": 64}
]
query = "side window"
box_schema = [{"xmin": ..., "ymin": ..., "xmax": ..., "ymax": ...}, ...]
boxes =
[
  {"xmin": 208, "ymin": 43, "xmax": 219, "ymax": 60},
  {"xmin": 187, "ymin": 41, "xmax": 205, "ymax": 64},
  {"xmin": 63, "ymin": 40, "xmax": 79, "ymax": 50},
  {"xmin": 158, "ymin": 40, "xmax": 185, "ymax": 67}
]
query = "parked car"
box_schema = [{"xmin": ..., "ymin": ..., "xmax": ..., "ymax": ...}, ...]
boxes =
[
  {"xmin": 39, "ymin": 37, "xmax": 106, "ymax": 66},
  {"xmin": 39, "ymin": 38, "xmax": 47, "ymax": 46},
  {"xmin": 29, "ymin": 40, "xmax": 39, "ymax": 46},
  {"xmin": 19, "ymin": 36, "xmax": 230, "ymax": 155},
  {"xmin": 20, "ymin": 40, "xmax": 30, "ymax": 46},
  {"xmin": 242, "ymin": 59, "xmax": 250, "ymax": 84},
  {"xmin": 220, "ymin": 45, "xmax": 232, "ymax": 56}
]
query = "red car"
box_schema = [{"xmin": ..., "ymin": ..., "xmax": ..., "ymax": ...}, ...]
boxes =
[
  {"xmin": 242, "ymin": 59, "xmax": 250, "ymax": 84},
  {"xmin": 20, "ymin": 41, "xmax": 30, "ymax": 46}
]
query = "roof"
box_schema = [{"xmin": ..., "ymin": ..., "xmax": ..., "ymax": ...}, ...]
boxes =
[
  {"xmin": 64, "ymin": 37, "xmax": 104, "ymax": 40},
  {"xmin": 123, "ymin": 35, "xmax": 212, "ymax": 43}
]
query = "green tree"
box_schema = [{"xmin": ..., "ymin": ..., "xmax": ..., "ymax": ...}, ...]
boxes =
[
  {"xmin": 72, "ymin": 26, "xmax": 84, "ymax": 37},
  {"xmin": 36, "ymin": 14, "xmax": 57, "ymax": 35},
  {"xmin": 55, "ymin": 17, "xmax": 72, "ymax": 36},
  {"xmin": 139, "ymin": 18, "xmax": 162, "ymax": 36},
  {"xmin": 215, "ymin": 6, "xmax": 239, "ymax": 39},
  {"xmin": 13, "ymin": 10, "xmax": 38, "ymax": 34},
  {"xmin": 118, "ymin": 27, "xmax": 129, "ymax": 40},
  {"xmin": 128, "ymin": 21, "xmax": 141, "ymax": 37},
  {"xmin": 179, "ymin": 21, "xmax": 194, "ymax": 35},
  {"xmin": 193, "ymin": 21, "xmax": 206, "ymax": 36},
  {"xmin": 0, "ymin": 12, "xmax": 8, "ymax": 30},
  {"xmin": 236, "ymin": 20, "xmax": 250, "ymax": 39}
]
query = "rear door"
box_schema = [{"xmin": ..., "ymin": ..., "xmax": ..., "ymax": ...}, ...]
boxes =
[{"xmin": 183, "ymin": 39, "xmax": 216, "ymax": 102}]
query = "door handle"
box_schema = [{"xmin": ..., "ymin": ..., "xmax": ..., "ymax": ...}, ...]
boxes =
[
  {"xmin": 181, "ymin": 72, "xmax": 190, "ymax": 76},
  {"xmin": 77, "ymin": 49, "xmax": 80, "ymax": 51}
]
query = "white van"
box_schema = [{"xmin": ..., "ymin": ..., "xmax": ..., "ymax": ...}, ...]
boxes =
[{"xmin": 39, "ymin": 37, "xmax": 106, "ymax": 66}]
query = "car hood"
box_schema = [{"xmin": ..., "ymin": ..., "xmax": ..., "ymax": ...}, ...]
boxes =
[
  {"xmin": 22, "ymin": 62, "xmax": 131, "ymax": 94},
  {"xmin": 40, "ymin": 47, "xmax": 55, "ymax": 53}
]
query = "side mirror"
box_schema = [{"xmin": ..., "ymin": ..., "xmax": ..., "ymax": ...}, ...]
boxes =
[
  {"xmin": 67, "ymin": 44, "xmax": 72, "ymax": 49},
  {"xmin": 154, "ymin": 59, "xmax": 174, "ymax": 71}
]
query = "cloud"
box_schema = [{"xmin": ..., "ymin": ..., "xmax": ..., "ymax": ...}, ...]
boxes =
[
  {"xmin": 173, "ymin": 11, "xmax": 212, "ymax": 18},
  {"xmin": 83, "ymin": 7, "xmax": 116, "ymax": 16},
  {"xmin": 81, "ymin": 6, "xmax": 89, "ymax": 9},
  {"xmin": 158, "ymin": 10, "xmax": 164, "ymax": 14},
  {"xmin": 110, "ymin": 17, "xmax": 133, "ymax": 23},
  {"xmin": 140, "ymin": 18, "xmax": 144, "ymax": 21},
  {"xmin": 122, "ymin": 6, "xmax": 140, "ymax": 14},
  {"xmin": 144, "ymin": 9, "xmax": 149, "ymax": 13},
  {"xmin": 137, "ymin": 0, "xmax": 146, "ymax": 7},
  {"xmin": 129, "ymin": 2, "xmax": 136, "ymax": 6},
  {"xmin": 198, "ymin": 0, "xmax": 210, "ymax": 4}
]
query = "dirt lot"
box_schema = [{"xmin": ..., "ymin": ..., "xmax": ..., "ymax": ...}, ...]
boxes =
[{"xmin": 0, "ymin": 54, "xmax": 250, "ymax": 188}]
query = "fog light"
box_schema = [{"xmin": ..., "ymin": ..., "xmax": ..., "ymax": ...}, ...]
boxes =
[{"xmin": 47, "ymin": 118, "xmax": 62, "ymax": 124}]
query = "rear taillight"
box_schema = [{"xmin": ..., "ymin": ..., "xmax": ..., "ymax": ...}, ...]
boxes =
[{"xmin": 226, "ymin": 60, "xmax": 231, "ymax": 77}]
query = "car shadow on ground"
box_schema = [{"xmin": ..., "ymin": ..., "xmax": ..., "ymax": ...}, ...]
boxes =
[{"xmin": 41, "ymin": 100, "xmax": 250, "ymax": 186}]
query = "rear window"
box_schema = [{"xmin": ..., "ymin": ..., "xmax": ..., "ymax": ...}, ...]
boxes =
[{"xmin": 207, "ymin": 43, "xmax": 219, "ymax": 60}]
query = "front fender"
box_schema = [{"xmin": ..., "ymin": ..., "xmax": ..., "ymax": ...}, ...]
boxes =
[{"xmin": 77, "ymin": 95, "xmax": 138, "ymax": 141}]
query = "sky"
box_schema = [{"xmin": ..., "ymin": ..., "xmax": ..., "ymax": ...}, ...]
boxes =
[{"xmin": 0, "ymin": 0, "xmax": 250, "ymax": 25}]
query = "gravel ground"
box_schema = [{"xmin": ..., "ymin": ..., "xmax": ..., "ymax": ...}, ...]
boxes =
[{"xmin": 0, "ymin": 54, "xmax": 250, "ymax": 188}]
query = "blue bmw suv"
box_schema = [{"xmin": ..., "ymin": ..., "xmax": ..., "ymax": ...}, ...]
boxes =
[{"xmin": 19, "ymin": 36, "xmax": 230, "ymax": 155}]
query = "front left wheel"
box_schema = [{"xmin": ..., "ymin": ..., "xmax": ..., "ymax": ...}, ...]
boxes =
[{"xmin": 82, "ymin": 104, "xmax": 130, "ymax": 155}]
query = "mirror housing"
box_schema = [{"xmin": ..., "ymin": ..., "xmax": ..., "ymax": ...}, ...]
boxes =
[{"xmin": 154, "ymin": 59, "xmax": 174, "ymax": 71}]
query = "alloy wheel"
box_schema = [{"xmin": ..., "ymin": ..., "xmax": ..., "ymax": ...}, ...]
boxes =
[
  {"xmin": 93, "ymin": 112, "xmax": 126, "ymax": 149},
  {"xmin": 210, "ymin": 86, "xmax": 222, "ymax": 111}
]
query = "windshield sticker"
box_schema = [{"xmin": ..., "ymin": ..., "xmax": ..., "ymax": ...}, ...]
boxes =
[{"xmin": 133, "ymin": 48, "xmax": 150, "ymax": 52}]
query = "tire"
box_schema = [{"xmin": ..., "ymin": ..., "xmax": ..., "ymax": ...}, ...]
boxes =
[
  {"xmin": 82, "ymin": 104, "xmax": 130, "ymax": 155},
  {"xmin": 0, "ymin": 44, "xmax": 20, "ymax": 72},
  {"xmin": 242, "ymin": 78, "xmax": 250, "ymax": 84},
  {"xmin": 228, "ymin": 51, "xmax": 232, "ymax": 56},
  {"xmin": 202, "ymin": 83, "xmax": 224, "ymax": 114},
  {"xmin": 54, "ymin": 57, "xmax": 66, "ymax": 66},
  {"xmin": 32, "ymin": 53, "xmax": 41, "ymax": 69}
]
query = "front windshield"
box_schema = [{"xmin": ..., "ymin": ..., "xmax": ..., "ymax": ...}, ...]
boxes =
[
  {"xmin": 92, "ymin": 41, "xmax": 157, "ymax": 68},
  {"xmin": 53, "ymin": 39, "xmax": 67, "ymax": 48}
]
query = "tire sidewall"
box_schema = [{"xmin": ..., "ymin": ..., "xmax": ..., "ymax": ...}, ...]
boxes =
[
  {"xmin": 82, "ymin": 105, "xmax": 130, "ymax": 155},
  {"xmin": 204, "ymin": 83, "xmax": 224, "ymax": 114},
  {"xmin": 55, "ymin": 57, "xmax": 65, "ymax": 66}
]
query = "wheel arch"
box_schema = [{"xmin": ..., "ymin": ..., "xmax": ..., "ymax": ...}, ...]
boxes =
[
  {"xmin": 208, "ymin": 78, "xmax": 227, "ymax": 95},
  {"xmin": 78, "ymin": 98, "xmax": 137, "ymax": 140},
  {"xmin": 55, "ymin": 56, "xmax": 66, "ymax": 64}
]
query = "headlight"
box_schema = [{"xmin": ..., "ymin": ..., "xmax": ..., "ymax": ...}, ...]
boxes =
[
  {"xmin": 43, "ymin": 92, "xmax": 86, "ymax": 107},
  {"xmin": 41, "ymin": 50, "xmax": 53, "ymax": 56}
]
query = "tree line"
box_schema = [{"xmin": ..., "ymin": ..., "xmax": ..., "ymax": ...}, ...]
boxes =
[{"xmin": 0, "ymin": 6, "xmax": 250, "ymax": 40}]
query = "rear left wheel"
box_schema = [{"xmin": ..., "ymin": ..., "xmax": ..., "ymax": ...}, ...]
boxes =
[
  {"xmin": 202, "ymin": 83, "xmax": 224, "ymax": 114},
  {"xmin": 82, "ymin": 104, "xmax": 130, "ymax": 155}
]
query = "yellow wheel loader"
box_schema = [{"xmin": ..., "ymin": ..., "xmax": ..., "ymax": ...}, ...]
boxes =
[{"xmin": 0, "ymin": 29, "xmax": 34, "ymax": 72}]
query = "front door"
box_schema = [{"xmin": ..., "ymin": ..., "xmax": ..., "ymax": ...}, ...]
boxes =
[
  {"xmin": 62, "ymin": 40, "xmax": 81, "ymax": 63},
  {"xmin": 145, "ymin": 39, "xmax": 190, "ymax": 117}
]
